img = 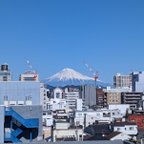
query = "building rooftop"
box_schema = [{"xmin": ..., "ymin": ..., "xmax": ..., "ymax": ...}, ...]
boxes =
[
  {"xmin": 32, "ymin": 140, "xmax": 124, "ymax": 144},
  {"xmin": 105, "ymin": 132, "xmax": 121, "ymax": 140},
  {"xmin": 114, "ymin": 122, "xmax": 136, "ymax": 126}
]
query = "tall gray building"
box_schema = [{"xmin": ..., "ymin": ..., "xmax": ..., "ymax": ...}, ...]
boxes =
[{"xmin": 82, "ymin": 85, "xmax": 96, "ymax": 107}]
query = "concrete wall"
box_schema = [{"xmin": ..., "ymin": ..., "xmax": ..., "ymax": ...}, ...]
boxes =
[
  {"xmin": 0, "ymin": 81, "xmax": 40, "ymax": 105},
  {"xmin": 82, "ymin": 85, "xmax": 96, "ymax": 107}
]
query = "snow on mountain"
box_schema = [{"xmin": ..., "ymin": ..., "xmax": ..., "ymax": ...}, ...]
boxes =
[
  {"xmin": 43, "ymin": 68, "xmax": 109, "ymax": 87},
  {"xmin": 48, "ymin": 68, "xmax": 93, "ymax": 81}
]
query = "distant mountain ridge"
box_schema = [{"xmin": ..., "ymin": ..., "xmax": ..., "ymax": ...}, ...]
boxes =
[{"xmin": 43, "ymin": 68, "xmax": 109, "ymax": 87}]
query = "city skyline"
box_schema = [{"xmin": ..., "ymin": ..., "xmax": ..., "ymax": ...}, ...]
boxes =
[{"xmin": 0, "ymin": 0, "xmax": 144, "ymax": 83}]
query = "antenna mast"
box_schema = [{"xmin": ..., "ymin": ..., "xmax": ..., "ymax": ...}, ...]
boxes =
[
  {"xmin": 26, "ymin": 60, "xmax": 32, "ymax": 70},
  {"xmin": 84, "ymin": 63, "xmax": 99, "ymax": 87}
]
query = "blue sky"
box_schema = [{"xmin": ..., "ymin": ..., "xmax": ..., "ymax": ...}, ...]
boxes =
[{"xmin": 0, "ymin": 0, "xmax": 144, "ymax": 83}]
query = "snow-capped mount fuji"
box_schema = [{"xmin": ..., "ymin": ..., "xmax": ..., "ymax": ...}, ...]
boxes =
[
  {"xmin": 48, "ymin": 68, "xmax": 93, "ymax": 81},
  {"xmin": 43, "ymin": 68, "xmax": 108, "ymax": 87}
]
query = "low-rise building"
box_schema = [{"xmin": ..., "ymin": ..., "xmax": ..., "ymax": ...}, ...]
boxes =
[
  {"xmin": 108, "ymin": 104, "xmax": 130, "ymax": 117},
  {"xmin": 53, "ymin": 127, "xmax": 83, "ymax": 142},
  {"xmin": 74, "ymin": 109, "xmax": 123, "ymax": 127},
  {"xmin": 113, "ymin": 122, "xmax": 138, "ymax": 136},
  {"xmin": 46, "ymin": 99, "xmax": 68, "ymax": 112},
  {"xmin": 43, "ymin": 113, "xmax": 53, "ymax": 127}
]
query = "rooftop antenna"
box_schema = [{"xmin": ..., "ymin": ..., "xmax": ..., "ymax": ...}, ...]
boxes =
[
  {"xmin": 26, "ymin": 60, "xmax": 32, "ymax": 69},
  {"xmin": 26, "ymin": 60, "xmax": 37, "ymax": 74}
]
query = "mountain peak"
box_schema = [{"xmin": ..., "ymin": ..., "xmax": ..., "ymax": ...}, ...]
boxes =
[
  {"xmin": 48, "ymin": 68, "xmax": 93, "ymax": 81},
  {"xmin": 43, "ymin": 68, "xmax": 109, "ymax": 87}
]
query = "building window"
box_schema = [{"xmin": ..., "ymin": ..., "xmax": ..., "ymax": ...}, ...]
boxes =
[
  {"xmin": 78, "ymin": 113, "xmax": 82, "ymax": 116},
  {"xmin": 112, "ymin": 112, "xmax": 115, "ymax": 115},
  {"xmin": 4, "ymin": 95, "xmax": 8, "ymax": 101},
  {"xmin": 97, "ymin": 113, "xmax": 100, "ymax": 116},
  {"xmin": 117, "ymin": 128, "xmax": 120, "ymax": 131},
  {"xmin": 47, "ymin": 104, "xmax": 52, "ymax": 110},
  {"xmin": 3, "ymin": 76, "xmax": 7, "ymax": 81},
  {"xmin": 129, "ymin": 127, "xmax": 134, "ymax": 130},
  {"xmin": 56, "ymin": 93, "xmax": 60, "ymax": 98}
]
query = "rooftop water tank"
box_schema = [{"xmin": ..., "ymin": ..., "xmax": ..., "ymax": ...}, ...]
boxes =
[{"xmin": 1, "ymin": 64, "xmax": 8, "ymax": 71}]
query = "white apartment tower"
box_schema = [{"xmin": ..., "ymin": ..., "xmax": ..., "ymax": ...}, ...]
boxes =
[{"xmin": 113, "ymin": 73, "xmax": 132, "ymax": 89}]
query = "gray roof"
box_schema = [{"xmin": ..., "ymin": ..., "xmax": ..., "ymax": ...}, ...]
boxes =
[
  {"xmin": 21, "ymin": 140, "xmax": 124, "ymax": 144},
  {"xmin": 49, "ymin": 140, "xmax": 123, "ymax": 144}
]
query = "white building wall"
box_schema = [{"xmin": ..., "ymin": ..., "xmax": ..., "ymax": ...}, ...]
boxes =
[
  {"xmin": 109, "ymin": 104, "xmax": 130, "ymax": 117},
  {"xmin": 65, "ymin": 92, "xmax": 80, "ymax": 110},
  {"xmin": 76, "ymin": 99, "xmax": 83, "ymax": 111},
  {"xmin": 40, "ymin": 83, "xmax": 49, "ymax": 111},
  {"xmin": 54, "ymin": 88, "xmax": 63, "ymax": 99},
  {"xmin": 55, "ymin": 122, "xmax": 70, "ymax": 129},
  {"xmin": 43, "ymin": 114, "xmax": 53, "ymax": 126},
  {"xmin": 114, "ymin": 125, "xmax": 138, "ymax": 135},
  {"xmin": 53, "ymin": 129, "xmax": 83, "ymax": 142},
  {"xmin": 74, "ymin": 109, "xmax": 123, "ymax": 127},
  {"xmin": 46, "ymin": 99, "xmax": 68, "ymax": 111}
]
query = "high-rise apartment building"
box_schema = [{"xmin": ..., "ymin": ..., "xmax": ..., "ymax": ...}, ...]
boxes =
[
  {"xmin": 131, "ymin": 71, "xmax": 144, "ymax": 92},
  {"xmin": 113, "ymin": 73, "xmax": 132, "ymax": 89}
]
